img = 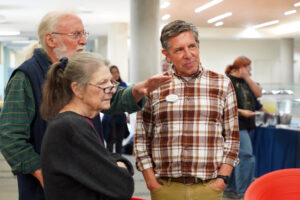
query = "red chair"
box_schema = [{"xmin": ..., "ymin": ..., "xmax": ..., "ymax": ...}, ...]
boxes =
[
  {"xmin": 131, "ymin": 197, "xmax": 147, "ymax": 200},
  {"xmin": 244, "ymin": 168, "xmax": 300, "ymax": 200}
]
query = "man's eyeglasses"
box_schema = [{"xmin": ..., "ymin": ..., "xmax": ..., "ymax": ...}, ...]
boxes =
[
  {"xmin": 51, "ymin": 31, "xmax": 89, "ymax": 40},
  {"xmin": 88, "ymin": 81, "xmax": 120, "ymax": 94}
]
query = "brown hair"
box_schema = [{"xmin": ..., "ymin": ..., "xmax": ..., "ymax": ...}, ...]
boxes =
[
  {"xmin": 160, "ymin": 20, "xmax": 199, "ymax": 52},
  {"xmin": 40, "ymin": 52, "xmax": 105, "ymax": 120},
  {"xmin": 225, "ymin": 56, "xmax": 251, "ymax": 75}
]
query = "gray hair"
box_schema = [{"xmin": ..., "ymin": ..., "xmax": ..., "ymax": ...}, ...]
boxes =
[
  {"xmin": 37, "ymin": 11, "xmax": 77, "ymax": 52},
  {"xmin": 65, "ymin": 52, "xmax": 105, "ymax": 88},
  {"xmin": 160, "ymin": 20, "xmax": 199, "ymax": 51},
  {"xmin": 40, "ymin": 51, "xmax": 106, "ymax": 120}
]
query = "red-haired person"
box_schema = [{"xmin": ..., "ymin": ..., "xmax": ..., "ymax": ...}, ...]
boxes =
[{"xmin": 224, "ymin": 56, "xmax": 262, "ymax": 199}]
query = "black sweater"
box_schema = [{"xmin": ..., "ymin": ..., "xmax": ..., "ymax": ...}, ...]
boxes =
[
  {"xmin": 227, "ymin": 75, "xmax": 260, "ymax": 131},
  {"xmin": 41, "ymin": 111, "xmax": 134, "ymax": 200}
]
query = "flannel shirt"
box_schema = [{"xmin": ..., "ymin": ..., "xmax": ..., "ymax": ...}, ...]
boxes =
[{"xmin": 135, "ymin": 66, "xmax": 240, "ymax": 180}]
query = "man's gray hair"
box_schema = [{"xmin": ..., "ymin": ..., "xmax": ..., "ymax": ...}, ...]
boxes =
[
  {"xmin": 160, "ymin": 20, "xmax": 199, "ymax": 51},
  {"xmin": 37, "ymin": 11, "xmax": 77, "ymax": 52}
]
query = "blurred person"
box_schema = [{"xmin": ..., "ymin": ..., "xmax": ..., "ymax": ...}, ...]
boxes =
[
  {"xmin": 0, "ymin": 11, "xmax": 171, "ymax": 200},
  {"xmin": 102, "ymin": 65, "xmax": 130, "ymax": 153},
  {"xmin": 224, "ymin": 56, "xmax": 262, "ymax": 199},
  {"xmin": 40, "ymin": 52, "xmax": 134, "ymax": 200},
  {"xmin": 134, "ymin": 20, "xmax": 240, "ymax": 200}
]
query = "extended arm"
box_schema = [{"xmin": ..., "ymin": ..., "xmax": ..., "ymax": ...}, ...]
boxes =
[
  {"xmin": 103, "ymin": 74, "xmax": 171, "ymax": 115},
  {"xmin": 131, "ymin": 74, "xmax": 172, "ymax": 102}
]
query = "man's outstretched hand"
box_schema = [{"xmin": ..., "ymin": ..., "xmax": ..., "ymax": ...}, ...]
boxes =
[{"xmin": 132, "ymin": 74, "xmax": 172, "ymax": 102}]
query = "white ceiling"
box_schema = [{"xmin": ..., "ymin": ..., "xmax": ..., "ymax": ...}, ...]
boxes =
[{"xmin": 1, "ymin": 0, "xmax": 300, "ymax": 42}]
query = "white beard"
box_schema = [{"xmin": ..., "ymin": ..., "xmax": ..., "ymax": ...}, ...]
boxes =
[{"xmin": 53, "ymin": 38, "xmax": 85, "ymax": 60}]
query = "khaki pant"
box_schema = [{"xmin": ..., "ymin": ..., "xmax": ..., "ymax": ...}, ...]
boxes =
[{"xmin": 150, "ymin": 178, "xmax": 223, "ymax": 200}]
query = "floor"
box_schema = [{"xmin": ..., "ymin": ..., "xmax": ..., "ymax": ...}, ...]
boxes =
[
  {"xmin": 0, "ymin": 153, "xmax": 241, "ymax": 200},
  {"xmin": 0, "ymin": 153, "xmax": 18, "ymax": 200}
]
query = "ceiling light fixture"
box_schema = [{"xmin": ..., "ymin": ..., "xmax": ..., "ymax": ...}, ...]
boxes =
[
  {"xmin": 283, "ymin": 10, "xmax": 296, "ymax": 16},
  {"xmin": 194, "ymin": 0, "xmax": 223, "ymax": 13},
  {"xmin": 160, "ymin": 1, "xmax": 170, "ymax": 9},
  {"xmin": 294, "ymin": 2, "xmax": 300, "ymax": 7},
  {"xmin": 274, "ymin": 21, "xmax": 300, "ymax": 35},
  {"xmin": 253, "ymin": 20, "xmax": 279, "ymax": 29},
  {"xmin": 207, "ymin": 12, "xmax": 232, "ymax": 24},
  {"xmin": 0, "ymin": 31, "xmax": 21, "ymax": 36},
  {"xmin": 215, "ymin": 21, "xmax": 224, "ymax": 27},
  {"xmin": 162, "ymin": 14, "xmax": 171, "ymax": 21},
  {"xmin": 237, "ymin": 27, "xmax": 262, "ymax": 38}
]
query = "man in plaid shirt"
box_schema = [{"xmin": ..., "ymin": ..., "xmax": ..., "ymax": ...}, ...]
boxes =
[{"xmin": 134, "ymin": 20, "xmax": 240, "ymax": 200}]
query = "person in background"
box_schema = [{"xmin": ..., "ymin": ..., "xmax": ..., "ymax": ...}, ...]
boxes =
[
  {"xmin": 102, "ymin": 65, "xmax": 130, "ymax": 154},
  {"xmin": 134, "ymin": 20, "xmax": 240, "ymax": 200},
  {"xmin": 0, "ymin": 11, "xmax": 171, "ymax": 200},
  {"xmin": 224, "ymin": 56, "xmax": 262, "ymax": 199},
  {"xmin": 40, "ymin": 52, "xmax": 134, "ymax": 200}
]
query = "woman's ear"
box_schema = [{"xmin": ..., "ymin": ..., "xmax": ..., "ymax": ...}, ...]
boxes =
[{"xmin": 71, "ymin": 82, "xmax": 84, "ymax": 99}]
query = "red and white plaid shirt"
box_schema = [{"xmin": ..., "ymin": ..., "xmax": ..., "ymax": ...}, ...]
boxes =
[{"xmin": 134, "ymin": 65, "xmax": 240, "ymax": 180}]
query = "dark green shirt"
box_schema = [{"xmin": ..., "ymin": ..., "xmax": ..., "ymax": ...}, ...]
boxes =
[{"xmin": 0, "ymin": 71, "xmax": 145, "ymax": 175}]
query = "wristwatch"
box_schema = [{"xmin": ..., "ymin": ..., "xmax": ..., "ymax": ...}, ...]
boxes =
[{"xmin": 216, "ymin": 175, "xmax": 229, "ymax": 184}]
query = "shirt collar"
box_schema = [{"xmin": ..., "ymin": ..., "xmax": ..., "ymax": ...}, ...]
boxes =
[{"xmin": 170, "ymin": 63, "xmax": 203, "ymax": 80}]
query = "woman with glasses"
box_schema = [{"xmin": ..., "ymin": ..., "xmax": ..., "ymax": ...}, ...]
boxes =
[{"xmin": 40, "ymin": 52, "xmax": 171, "ymax": 200}]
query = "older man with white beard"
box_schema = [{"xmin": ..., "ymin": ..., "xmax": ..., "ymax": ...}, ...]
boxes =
[{"xmin": 0, "ymin": 11, "xmax": 171, "ymax": 200}]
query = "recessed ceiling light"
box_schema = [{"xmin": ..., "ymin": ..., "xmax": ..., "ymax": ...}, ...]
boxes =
[
  {"xmin": 194, "ymin": 0, "xmax": 223, "ymax": 13},
  {"xmin": 207, "ymin": 12, "xmax": 232, "ymax": 24},
  {"xmin": 0, "ymin": 31, "xmax": 20, "ymax": 36},
  {"xmin": 253, "ymin": 20, "xmax": 279, "ymax": 29},
  {"xmin": 283, "ymin": 10, "xmax": 296, "ymax": 16},
  {"xmin": 215, "ymin": 21, "xmax": 224, "ymax": 27},
  {"xmin": 294, "ymin": 2, "xmax": 300, "ymax": 7},
  {"xmin": 160, "ymin": 1, "xmax": 170, "ymax": 9},
  {"xmin": 162, "ymin": 14, "xmax": 171, "ymax": 21}
]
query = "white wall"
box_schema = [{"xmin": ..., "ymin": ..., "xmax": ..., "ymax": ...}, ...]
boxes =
[
  {"xmin": 294, "ymin": 40, "xmax": 300, "ymax": 84},
  {"xmin": 199, "ymin": 39, "xmax": 282, "ymax": 84}
]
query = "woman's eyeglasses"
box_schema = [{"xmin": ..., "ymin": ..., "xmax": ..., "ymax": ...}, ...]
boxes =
[{"xmin": 88, "ymin": 81, "xmax": 119, "ymax": 94}]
